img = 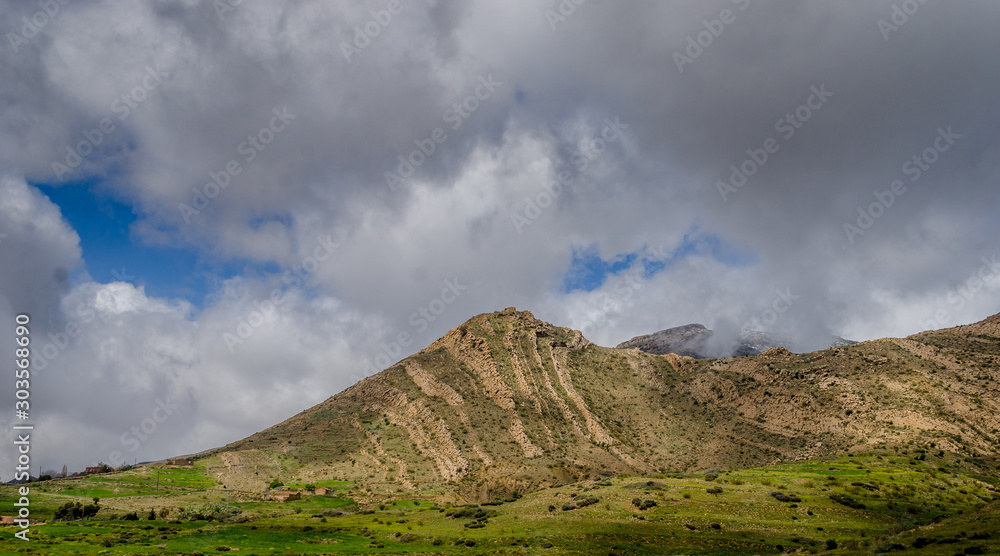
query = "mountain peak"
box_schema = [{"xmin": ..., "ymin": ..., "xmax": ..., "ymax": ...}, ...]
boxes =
[{"xmin": 616, "ymin": 324, "xmax": 855, "ymax": 358}]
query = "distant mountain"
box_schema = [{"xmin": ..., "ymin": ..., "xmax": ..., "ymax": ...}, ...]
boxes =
[
  {"xmin": 615, "ymin": 323, "xmax": 856, "ymax": 358},
  {"xmin": 195, "ymin": 309, "xmax": 998, "ymax": 504}
]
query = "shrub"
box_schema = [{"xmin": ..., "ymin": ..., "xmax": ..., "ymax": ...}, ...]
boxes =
[
  {"xmin": 706, "ymin": 487, "xmax": 723, "ymax": 495},
  {"xmin": 54, "ymin": 502, "xmax": 84, "ymax": 521},
  {"xmin": 770, "ymin": 491, "xmax": 801, "ymax": 503},
  {"xmin": 180, "ymin": 503, "xmax": 242, "ymax": 522},
  {"xmin": 829, "ymin": 493, "xmax": 865, "ymax": 509},
  {"xmin": 789, "ymin": 535, "xmax": 818, "ymax": 546},
  {"xmin": 561, "ymin": 503, "xmax": 576, "ymax": 511}
]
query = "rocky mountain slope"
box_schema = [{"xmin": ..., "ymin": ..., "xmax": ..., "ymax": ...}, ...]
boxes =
[
  {"xmin": 199, "ymin": 309, "xmax": 1000, "ymax": 504},
  {"xmin": 615, "ymin": 323, "xmax": 855, "ymax": 358}
]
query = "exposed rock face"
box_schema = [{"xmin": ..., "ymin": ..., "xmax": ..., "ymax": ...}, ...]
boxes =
[{"xmin": 200, "ymin": 308, "xmax": 1000, "ymax": 503}]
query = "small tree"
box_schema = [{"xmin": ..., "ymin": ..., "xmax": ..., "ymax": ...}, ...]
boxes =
[{"xmin": 148, "ymin": 508, "xmax": 156, "ymax": 520}]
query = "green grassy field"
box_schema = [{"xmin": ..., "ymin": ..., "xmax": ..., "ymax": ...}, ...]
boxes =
[{"xmin": 2, "ymin": 453, "xmax": 998, "ymax": 555}]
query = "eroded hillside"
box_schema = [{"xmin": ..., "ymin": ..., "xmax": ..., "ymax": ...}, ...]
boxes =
[{"xmin": 200, "ymin": 309, "xmax": 1000, "ymax": 503}]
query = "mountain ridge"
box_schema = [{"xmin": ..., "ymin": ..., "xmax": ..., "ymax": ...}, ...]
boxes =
[
  {"xmin": 197, "ymin": 308, "xmax": 1000, "ymax": 504},
  {"xmin": 615, "ymin": 323, "xmax": 856, "ymax": 358}
]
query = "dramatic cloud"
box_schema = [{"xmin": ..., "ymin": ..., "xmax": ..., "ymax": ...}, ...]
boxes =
[{"xmin": 2, "ymin": 0, "xmax": 1000, "ymax": 473}]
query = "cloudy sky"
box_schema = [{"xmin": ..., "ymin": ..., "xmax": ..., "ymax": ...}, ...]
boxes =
[{"xmin": 2, "ymin": 0, "xmax": 1000, "ymax": 474}]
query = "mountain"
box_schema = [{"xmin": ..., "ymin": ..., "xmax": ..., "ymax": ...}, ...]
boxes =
[
  {"xmin": 198, "ymin": 308, "xmax": 1000, "ymax": 504},
  {"xmin": 615, "ymin": 323, "xmax": 856, "ymax": 358}
]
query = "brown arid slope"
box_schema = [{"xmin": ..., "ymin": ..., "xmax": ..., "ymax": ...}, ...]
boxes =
[{"xmin": 198, "ymin": 308, "xmax": 1000, "ymax": 504}]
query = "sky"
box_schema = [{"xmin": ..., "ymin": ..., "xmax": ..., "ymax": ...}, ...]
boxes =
[{"xmin": 2, "ymin": 0, "xmax": 1000, "ymax": 475}]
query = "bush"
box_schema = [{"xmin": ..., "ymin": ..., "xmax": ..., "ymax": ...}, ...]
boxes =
[
  {"xmin": 826, "ymin": 539, "xmax": 838, "ymax": 550},
  {"xmin": 706, "ymin": 487, "xmax": 723, "ymax": 495},
  {"xmin": 180, "ymin": 503, "xmax": 242, "ymax": 522},
  {"xmin": 829, "ymin": 493, "xmax": 865, "ymax": 509},
  {"xmin": 561, "ymin": 503, "xmax": 576, "ymax": 511},
  {"xmin": 268, "ymin": 480, "xmax": 283, "ymax": 489},
  {"xmin": 770, "ymin": 491, "xmax": 802, "ymax": 503}
]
